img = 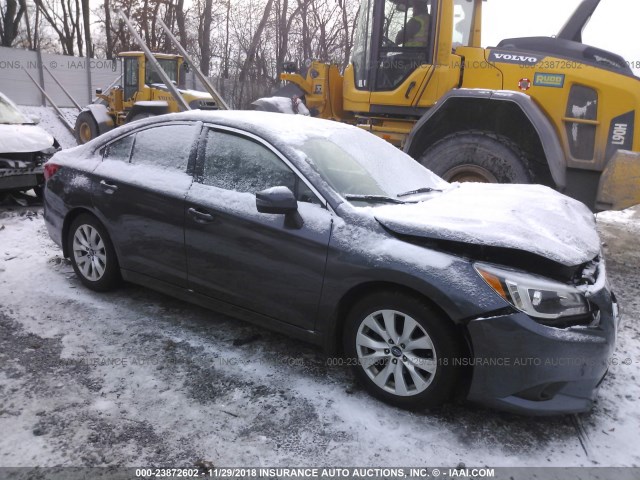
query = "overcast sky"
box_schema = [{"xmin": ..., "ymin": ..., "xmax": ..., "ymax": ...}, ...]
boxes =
[{"xmin": 483, "ymin": 0, "xmax": 640, "ymax": 74}]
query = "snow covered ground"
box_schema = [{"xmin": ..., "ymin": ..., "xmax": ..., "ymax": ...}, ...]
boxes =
[{"xmin": 0, "ymin": 205, "xmax": 639, "ymax": 469}]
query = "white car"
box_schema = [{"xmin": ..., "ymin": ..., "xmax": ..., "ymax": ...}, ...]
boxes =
[{"xmin": 0, "ymin": 91, "xmax": 59, "ymax": 197}]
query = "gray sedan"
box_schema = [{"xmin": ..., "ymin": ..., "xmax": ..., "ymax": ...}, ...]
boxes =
[{"xmin": 43, "ymin": 111, "xmax": 619, "ymax": 415}]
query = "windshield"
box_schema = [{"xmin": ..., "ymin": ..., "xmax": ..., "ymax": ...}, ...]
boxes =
[
  {"xmin": 297, "ymin": 129, "xmax": 447, "ymax": 205},
  {"xmin": 0, "ymin": 94, "xmax": 30, "ymax": 125},
  {"xmin": 145, "ymin": 59, "xmax": 178, "ymax": 85}
]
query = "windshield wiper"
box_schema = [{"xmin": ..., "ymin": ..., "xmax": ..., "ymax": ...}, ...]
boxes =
[
  {"xmin": 397, "ymin": 187, "xmax": 442, "ymax": 198},
  {"xmin": 345, "ymin": 195, "xmax": 406, "ymax": 205}
]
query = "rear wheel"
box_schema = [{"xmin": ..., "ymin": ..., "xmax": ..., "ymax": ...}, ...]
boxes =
[
  {"xmin": 74, "ymin": 111, "xmax": 99, "ymax": 145},
  {"xmin": 67, "ymin": 214, "xmax": 120, "ymax": 292},
  {"xmin": 419, "ymin": 131, "xmax": 533, "ymax": 184},
  {"xmin": 344, "ymin": 291, "xmax": 463, "ymax": 410}
]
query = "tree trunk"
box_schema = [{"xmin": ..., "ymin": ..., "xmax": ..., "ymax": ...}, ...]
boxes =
[
  {"xmin": 104, "ymin": 0, "xmax": 113, "ymax": 59},
  {"xmin": 239, "ymin": 0, "xmax": 274, "ymax": 83},
  {"xmin": 81, "ymin": 0, "xmax": 91, "ymax": 57},
  {"xmin": 175, "ymin": 0, "xmax": 187, "ymax": 48},
  {"xmin": 200, "ymin": 0, "xmax": 213, "ymax": 76},
  {"xmin": 1, "ymin": 0, "xmax": 26, "ymax": 47}
]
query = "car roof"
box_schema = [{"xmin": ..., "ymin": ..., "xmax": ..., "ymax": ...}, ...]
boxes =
[{"xmin": 165, "ymin": 109, "xmax": 355, "ymax": 142}]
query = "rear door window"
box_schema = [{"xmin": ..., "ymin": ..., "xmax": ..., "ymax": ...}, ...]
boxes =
[
  {"xmin": 103, "ymin": 135, "xmax": 134, "ymax": 162},
  {"xmin": 130, "ymin": 124, "xmax": 197, "ymax": 172}
]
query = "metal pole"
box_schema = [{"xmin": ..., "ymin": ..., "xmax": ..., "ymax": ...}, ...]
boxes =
[
  {"xmin": 22, "ymin": 67, "xmax": 75, "ymax": 133},
  {"xmin": 114, "ymin": 9, "xmax": 190, "ymax": 111},
  {"xmin": 35, "ymin": 48, "xmax": 46, "ymax": 107},
  {"xmin": 43, "ymin": 64, "xmax": 82, "ymax": 111},
  {"xmin": 155, "ymin": 16, "xmax": 230, "ymax": 110},
  {"xmin": 85, "ymin": 55, "xmax": 93, "ymax": 105}
]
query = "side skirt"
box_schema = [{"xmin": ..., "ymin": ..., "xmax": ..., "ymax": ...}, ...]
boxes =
[{"xmin": 121, "ymin": 269, "xmax": 323, "ymax": 347}]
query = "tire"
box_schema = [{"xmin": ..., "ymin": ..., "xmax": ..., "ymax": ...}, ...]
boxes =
[
  {"xmin": 343, "ymin": 291, "xmax": 463, "ymax": 410},
  {"xmin": 418, "ymin": 130, "xmax": 533, "ymax": 184},
  {"xmin": 33, "ymin": 185, "xmax": 43, "ymax": 200},
  {"xmin": 67, "ymin": 214, "xmax": 120, "ymax": 292},
  {"xmin": 74, "ymin": 111, "xmax": 99, "ymax": 145}
]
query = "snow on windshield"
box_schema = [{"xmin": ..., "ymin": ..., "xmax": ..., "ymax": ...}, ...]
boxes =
[
  {"xmin": 0, "ymin": 92, "xmax": 29, "ymax": 124},
  {"xmin": 296, "ymin": 128, "xmax": 447, "ymax": 199}
]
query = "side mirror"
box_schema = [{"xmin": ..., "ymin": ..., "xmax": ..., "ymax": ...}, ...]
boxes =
[
  {"xmin": 29, "ymin": 114, "xmax": 41, "ymax": 125},
  {"xmin": 256, "ymin": 186, "xmax": 298, "ymax": 214}
]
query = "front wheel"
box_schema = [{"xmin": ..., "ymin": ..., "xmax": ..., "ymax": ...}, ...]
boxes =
[
  {"xmin": 419, "ymin": 131, "xmax": 533, "ymax": 184},
  {"xmin": 343, "ymin": 291, "xmax": 463, "ymax": 410},
  {"xmin": 74, "ymin": 111, "xmax": 99, "ymax": 145},
  {"xmin": 67, "ymin": 214, "xmax": 120, "ymax": 292}
]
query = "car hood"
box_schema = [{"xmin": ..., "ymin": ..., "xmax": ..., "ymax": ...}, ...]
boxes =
[
  {"xmin": 373, "ymin": 183, "xmax": 601, "ymax": 267},
  {"xmin": 0, "ymin": 124, "xmax": 54, "ymax": 153}
]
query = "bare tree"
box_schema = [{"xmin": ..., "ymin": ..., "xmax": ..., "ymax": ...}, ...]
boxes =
[
  {"xmin": 81, "ymin": 0, "xmax": 91, "ymax": 57},
  {"xmin": 34, "ymin": 0, "xmax": 82, "ymax": 55},
  {"xmin": 0, "ymin": 0, "xmax": 26, "ymax": 47},
  {"xmin": 175, "ymin": 0, "xmax": 187, "ymax": 48}
]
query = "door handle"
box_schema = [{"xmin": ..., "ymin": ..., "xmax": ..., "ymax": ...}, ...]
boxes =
[
  {"xmin": 404, "ymin": 81, "xmax": 417, "ymax": 99},
  {"xmin": 99, "ymin": 180, "xmax": 118, "ymax": 193},
  {"xmin": 188, "ymin": 207, "xmax": 215, "ymax": 223}
]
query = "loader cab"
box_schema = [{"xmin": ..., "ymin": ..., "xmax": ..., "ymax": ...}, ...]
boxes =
[
  {"xmin": 345, "ymin": 0, "xmax": 482, "ymax": 112},
  {"xmin": 119, "ymin": 52, "xmax": 182, "ymax": 102}
]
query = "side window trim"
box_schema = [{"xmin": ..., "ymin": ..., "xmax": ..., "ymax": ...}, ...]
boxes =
[{"xmin": 198, "ymin": 123, "xmax": 332, "ymax": 212}]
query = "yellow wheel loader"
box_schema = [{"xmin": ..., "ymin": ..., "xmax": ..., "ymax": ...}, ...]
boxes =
[
  {"xmin": 75, "ymin": 10, "xmax": 228, "ymax": 145},
  {"xmin": 74, "ymin": 52, "xmax": 218, "ymax": 145},
  {"xmin": 268, "ymin": 0, "xmax": 640, "ymax": 211}
]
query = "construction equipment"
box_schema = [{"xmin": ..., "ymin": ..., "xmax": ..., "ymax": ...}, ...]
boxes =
[
  {"xmin": 74, "ymin": 10, "xmax": 225, "ymax": 145},
  {"xmin": 269, "ymin": 0, "xmax": 640, "ymax": 211}
]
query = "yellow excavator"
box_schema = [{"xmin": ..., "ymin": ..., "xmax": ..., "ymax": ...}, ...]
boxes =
[{"xmin": 266, "ymin": 0, "xmax": 640, "ymax": 211}]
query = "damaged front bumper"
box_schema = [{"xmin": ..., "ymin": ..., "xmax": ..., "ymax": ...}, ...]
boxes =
[{"xmin": 465, "ymin": 264, "xmax": 619, "ymax": 415}]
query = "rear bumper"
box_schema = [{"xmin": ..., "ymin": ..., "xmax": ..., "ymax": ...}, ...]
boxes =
[{"xmin": 465, "ymin": 287, "xmax": 618, "ymax": 415}]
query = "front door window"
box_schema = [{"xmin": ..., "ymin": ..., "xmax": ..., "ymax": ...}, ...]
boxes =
[
  {"xmin": 123, "ymin": 57, "xmax": 139, "ymax": 101},
  {"xmin": 375, "ymin": 0, "xmax": 433, "ymax": 91}
]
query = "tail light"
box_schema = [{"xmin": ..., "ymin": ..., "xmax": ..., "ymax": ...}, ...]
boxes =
[{"xmin": 44, "ymin": 163, "xmax": 62, "ymax": 181}]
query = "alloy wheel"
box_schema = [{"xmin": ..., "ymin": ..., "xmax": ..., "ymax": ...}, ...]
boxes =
[
  {"xmin": 355, "ymin": 309, "xmax": 437, "ymax": 396},
  {"xmin": 72, "ymin": 224, "xmax": 107, "ymax": 281}
]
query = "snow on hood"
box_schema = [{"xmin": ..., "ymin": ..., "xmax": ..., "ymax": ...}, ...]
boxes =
[
  {"xmin": 373, "ymin": 183, "xmax": 601, "ymax": 267},
  {"xmin": 0, "ymin": 124, "xmax": 54, "ymax": 153}
]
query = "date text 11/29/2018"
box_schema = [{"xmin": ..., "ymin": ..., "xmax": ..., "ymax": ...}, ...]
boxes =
[{"xmin": 135, "ymin": 467, "xmax": 497, "ymax": 478}]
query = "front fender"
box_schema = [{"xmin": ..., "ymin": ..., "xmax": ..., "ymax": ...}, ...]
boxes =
[
  {"xmin": 85, "ymin": 104, "xmax": 115, "ymax": 136},
  {"xmin": 405, "ymin": 89, "xmax": 568, "ymax": 189}
]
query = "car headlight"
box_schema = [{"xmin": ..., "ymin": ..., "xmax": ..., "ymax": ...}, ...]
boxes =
[{"xmin": 474, "ymin": 263, "xmax": 591, "ymax": 321}]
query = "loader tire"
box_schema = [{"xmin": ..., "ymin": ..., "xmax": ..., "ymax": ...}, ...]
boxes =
[
  {"xmin": 418, "ymin": 131, "xmax": 533, "ymax": 184},
  {"xmin": 75, "ymin": 111, "xmax": 99, "ymax": 145}
]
